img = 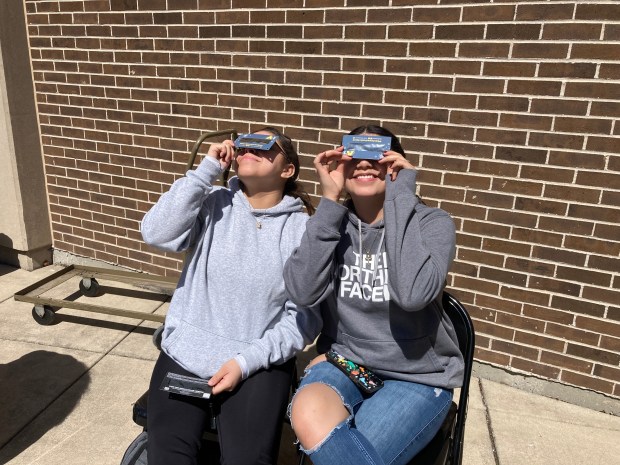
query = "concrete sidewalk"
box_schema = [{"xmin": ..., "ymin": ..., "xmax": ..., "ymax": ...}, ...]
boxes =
[{"xmin": 1, "ymin": 263, "xmax": 619, "ymax": 465}]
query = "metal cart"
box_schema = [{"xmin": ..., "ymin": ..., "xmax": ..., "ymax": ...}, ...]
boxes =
[{"xmin": 14, "ymin": 129, "xmax": 238, "ymax": 330}]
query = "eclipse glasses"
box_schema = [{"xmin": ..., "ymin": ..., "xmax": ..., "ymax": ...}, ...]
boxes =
[{"xmin": 342, "ymin": 135, "xmax": 391, "ymax": 160}]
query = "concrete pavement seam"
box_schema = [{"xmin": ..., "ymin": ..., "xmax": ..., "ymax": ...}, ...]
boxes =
[{"xmin": 479, "ymin": 378, "xmax": 501, "ymax": 465}]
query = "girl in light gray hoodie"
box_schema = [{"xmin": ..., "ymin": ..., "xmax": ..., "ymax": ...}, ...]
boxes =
[
  {"xmin": 284, "ymin": 125, "xmax": 464, "ymax": 465},
  {"xmin": 141, "ymin": 128, "xmax": 319, "ymax": 465}
]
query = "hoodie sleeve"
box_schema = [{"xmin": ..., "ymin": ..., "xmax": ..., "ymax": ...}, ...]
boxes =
[
  {"xmin": 384, "ymin": 169, "xmax": 456, "ymax": 311},
  {"xmin": 235, "ymin": 300, "xmax": 323, "ymax": 378},
  {"xmin": 141, "ymin": 156, "xmax": 222, "ymax": 252},
  {"xmin": 283, "ymin": 197, "xmax": 349, "ymax": 307}
]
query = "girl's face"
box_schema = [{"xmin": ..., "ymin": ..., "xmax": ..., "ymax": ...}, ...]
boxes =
[
  {"xmin": 234, "ymin": 131, "xmax": 294, "ymax": 185},
  {"xmin": 342, "ymin": 138, "xmax": 388, "ymax": 200}
]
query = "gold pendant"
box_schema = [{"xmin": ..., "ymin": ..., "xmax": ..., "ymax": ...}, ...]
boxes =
[{"xmin": 256, "ymin": 222, "xmax": 262, "ymax": 229}]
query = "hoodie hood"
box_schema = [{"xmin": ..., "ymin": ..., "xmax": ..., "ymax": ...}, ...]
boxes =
[{"xmin": 228, "ymin": 176, "xmax": 304, "ymax": 219}]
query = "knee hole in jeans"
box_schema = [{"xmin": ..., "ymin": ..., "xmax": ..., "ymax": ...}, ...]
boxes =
[{"xmin": 290, "ymin": 382, "xmax": 350, "ymax": 450}]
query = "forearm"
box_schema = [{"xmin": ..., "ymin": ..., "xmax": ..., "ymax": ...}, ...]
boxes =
[{"xmin": 141, "ymin": 157, "xmax": 222, "ymax": 251}]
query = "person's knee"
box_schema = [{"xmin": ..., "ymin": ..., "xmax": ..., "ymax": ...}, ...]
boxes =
[{"xmin": 291, "ymin": 383, "xmax": 349, "ymax": 450}]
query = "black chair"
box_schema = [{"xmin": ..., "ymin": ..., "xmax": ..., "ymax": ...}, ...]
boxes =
[
  {"xmin": 407, "ymin": 291, "xmax": 475, "ymax": 465},
  {"xmin": 295, "ymin": 292, "xmax": 475, "ymax": 465}
]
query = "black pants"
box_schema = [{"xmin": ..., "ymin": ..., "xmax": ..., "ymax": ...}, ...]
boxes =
[{"xmin": 146, "ymin": 351, "xmax": 295, "ymax": 465}]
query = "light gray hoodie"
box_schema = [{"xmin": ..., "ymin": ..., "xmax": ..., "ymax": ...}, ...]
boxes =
[
  {"xmin": 141, "ymin": 156, "xmax": 319, "ymax": 379},
  {"xmin": 283, "ymin": 169, "xmax": 464, "ymax": 389}
]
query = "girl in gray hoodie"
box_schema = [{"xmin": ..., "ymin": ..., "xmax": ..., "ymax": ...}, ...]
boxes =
[
  {"xmin": 284, "ymin": 125, "xmax": 464, "ymax": 465},
  {"xmin": 141, "ymin": 128, "xmax": 319, "ymax": 465}
]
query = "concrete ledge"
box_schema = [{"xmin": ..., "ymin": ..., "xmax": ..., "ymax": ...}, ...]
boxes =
[
  {"xmin": 474, "ymin": 361, "xmax": 620, "ymax": 416},
  {"xmin": 0, "ymin": 245, "xmax": 52, "ymax": 271}
]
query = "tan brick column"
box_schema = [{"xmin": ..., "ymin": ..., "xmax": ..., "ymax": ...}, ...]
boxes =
[{"xmin": 0, "ymin": 0, "xmax": 52, "ymax": 270}]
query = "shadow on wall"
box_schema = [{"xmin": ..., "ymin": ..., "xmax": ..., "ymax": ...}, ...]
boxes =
[
  {"xmin": 0, "ymin": 233, "xmax": 19, "ymax": 270},
  {"xmin": 0, "ymin": 350, "xmax": 90, "ymax": 462}
]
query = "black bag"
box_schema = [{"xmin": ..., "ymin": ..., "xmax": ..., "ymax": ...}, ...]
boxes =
[{"xmin": 120, "ymin": 431, "xmax": 148, "ymax": 465}]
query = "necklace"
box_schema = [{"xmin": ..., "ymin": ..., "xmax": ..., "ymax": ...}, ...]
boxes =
[
  {"xmin": 255, "ymin": 212, "xmax": 267, "ymax": 229},
  {"xmin": 357, "ymin": 220, "xmax": 385, "ymax": 285}
]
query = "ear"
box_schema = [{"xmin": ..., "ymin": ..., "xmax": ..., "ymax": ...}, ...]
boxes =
[{"xmin": 280, "ymin": 162, "xmax": 295, "ymax": 180}]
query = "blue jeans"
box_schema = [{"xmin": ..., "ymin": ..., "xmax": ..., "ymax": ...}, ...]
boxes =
[{"xmin": 291, "ymin": 361, "xmax": 453, "ymax": 465}]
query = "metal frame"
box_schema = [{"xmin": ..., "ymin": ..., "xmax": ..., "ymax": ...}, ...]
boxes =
[{"xmin": 13, "ymin": 264, "xmax": 176, "ymax": 323}]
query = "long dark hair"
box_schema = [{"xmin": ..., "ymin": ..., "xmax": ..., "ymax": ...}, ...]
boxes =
[
  {"xmin": 348, "ymin": 124, "xmax": 406, "ymax": 157},
  {"xmin": 254, "ymin": 126, "xmax": 315, "ymax": 215}
]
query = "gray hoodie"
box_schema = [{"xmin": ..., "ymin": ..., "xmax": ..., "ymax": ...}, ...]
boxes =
[
  {"xmin": 141, "ymin": 156, "xmax": 319, "ymax": 379},
  {"xmin": 283, "ymin": 169, "xmax": 464, "ymax": 389}
]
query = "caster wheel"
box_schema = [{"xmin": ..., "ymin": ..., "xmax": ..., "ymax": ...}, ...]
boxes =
[
  {"xmin": 79, "ymin": 277, "xmax": 100, "ymax": 297},
  {"xmin": 153, "ymin": 324, "xmax": 164, "ymax": 350},
  {"xmin": 32, "ymin": 305, "xmax": 56, "ymax": 325}
]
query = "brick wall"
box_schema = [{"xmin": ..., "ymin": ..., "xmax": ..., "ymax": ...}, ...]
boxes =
[{"xmin": 24, "ymin": 1, "xmax": 619, "ymax": 399}]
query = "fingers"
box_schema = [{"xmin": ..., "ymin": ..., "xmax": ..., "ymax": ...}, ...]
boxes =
[
  {"xmin": 379, "ymin": 151, "xmax": 416, "ymax": 180},
  {"xmin": 313, "ymin": 149, "xmax": 347, "ymax": 201},
  {"xmin": 208, "ymin": 359, "xmax": 242, "ymax": 395},
  {"xmin": 207, "ymin": 141, "xmax": 235, "ymax": 169}
]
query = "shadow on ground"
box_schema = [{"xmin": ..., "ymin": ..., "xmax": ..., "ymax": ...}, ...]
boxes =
[{"xmin": 0, "ymin": 350, "xmax": 90, "ymax": 463}]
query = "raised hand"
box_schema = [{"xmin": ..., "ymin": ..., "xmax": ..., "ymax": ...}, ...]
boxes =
[
  {"xmin": 313, "ymin": 146, "xmax": 349, "ymax": 201},
  {"xmin": 206, "ymin": 139, "xmax": 236, "ymax": 171},
  {"xmin": 379, "ymin": 150, "xmax": 416, "ymax": 181}
]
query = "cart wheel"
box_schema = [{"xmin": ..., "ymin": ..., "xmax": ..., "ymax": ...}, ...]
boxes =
[
  {"xmin": 32, "ymin": 305, "xmax": 56, "ymax": 325},
  {"xmin": 153, "ymin": 324, "xmax": 164, "ymax": 350},
  {"xmin": 79, "ymin": 277, "xmax": 100, "ymax": 297}
]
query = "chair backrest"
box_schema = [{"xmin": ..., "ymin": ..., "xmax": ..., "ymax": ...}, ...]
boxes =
[{"xmin": 441, "ymin": 291, "xmax": 475, "ymax": 465}]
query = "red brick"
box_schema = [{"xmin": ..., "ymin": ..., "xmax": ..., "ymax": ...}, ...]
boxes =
[
  {"xmin": 532, "ymin": 245, "xmax": 588, "ymax": 267},
  {"xmin": 575, "ymin": 315, "xmax": 620, "ymax": 338},
  {"xmin": 388, "ymin": 24, "xmax": 433, "ymax": 40},
  {"xmin": 410, "ymin": 42, "xmax": 456, "ymax": 58},
  {"xmin": 304, "ymin": 25, "xmax": 342, "ymax": 39},
  {"xmin": 493, "ymin": 340, "xmax": 540, "ymax": 360},
  {"xmin": 544, "ymin": 23, "xmax": 602, "ymax": 41},
  {"xmin": 516, "ymin": 3, "xmax": 574, "ymax": 21},
  {"xmin": 513, "ymin": 43, "xmax": 569, "ymax": 59},
  {"xmin": 411, "ymin": 7, "xmax": 460, "ymax": 22},
  {"xmin": 459, "ymin": 42, "xmax": 510, "ymax": 58},
  {"xmin": 548, "ymin": 150, "xmax": 606, "ymax": 170},
  {"xmin": 566, "ymin": 82, "xmax": 620, "ymax": 100},
  {"xmin": 367, "ymin": 7, "xmax": 412, "ymax": 23},
  {"xmin": 483, "ymin": 61, "xmax": 536, "ymax": 77},
  {"xmin": 463, "ymin": 4, "xmax": 515, "ymax": 21},
  {"xmin": 508, "ymin": 79, "xmax": 562, "ymax": 97},
  {"xmin": 430, "ymin": 93, "xmax": 476, "ymax": 109},
  {"xmin": 434, "ymin": 60, "xmax": 481, "ymax": 76},
  {"xmin": 595, "ymin": 223, "xmax": 620, "ymax": 242},
  {"xmin": 475, "ymin": 347, "xmax": 511, "ymax": 366},
  {"xmin": 477, "ymin": 128, "xmax": 527, "ymax": 146},
  {"xmin": 523, "ymin": 304, "xmax": 574, "ymax": 325},
  {"xmin": 490, "ymin": 207, "xmax": 539, "ymax": 228},
  {"xmin": 428, "ymin": 124, "xmax": 474, "ymax": 141},
  {"xmin": 576, "ymin": 3, "xmax": 620, "ymax": 20},
  {"xmin": 539, "ymin": 216, "xmax": 595, "ymax": 236},
  {"xmin": 436, "ymin": 24, "xmax": 485, "ymax": 40},
  {"xmin": 541, "ymin": 352, "xmax": 594, "ymax": 374},
  {"xmin": 478, "ymin": 95, "xmax": 529, "ymax": 112},
  {"xmin": 586, "ymin": 136, "xmax": 619, "ymax": 154},
  {"xmin": 551, "ymin": 295, "xmax": 606, "ymax": 318},
  {"xmin": 487, "ymin": 23, "xmax": 541, "ymax": 40}
]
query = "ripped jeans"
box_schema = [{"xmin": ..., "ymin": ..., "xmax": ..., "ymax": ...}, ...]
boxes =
[{"xmin": 290, "ymin": 361, "xmax": 453, "ymax": 465}]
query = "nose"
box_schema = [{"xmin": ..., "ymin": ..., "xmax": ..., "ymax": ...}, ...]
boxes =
[{"xmin": 355, "ymin": 158, "xmax": 375, "ymax": 168}]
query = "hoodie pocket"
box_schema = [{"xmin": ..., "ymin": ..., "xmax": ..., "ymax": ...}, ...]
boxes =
[
  {"xmin": 340, "ymin": 332, "xmax": 443, "ymax": 375},
  {"xmin": 162, "ymin": 321, "xmax": 249, "ymax": 378}
]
